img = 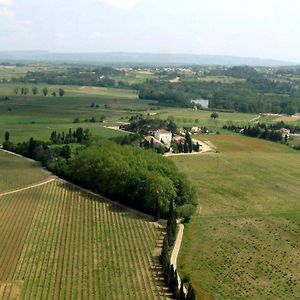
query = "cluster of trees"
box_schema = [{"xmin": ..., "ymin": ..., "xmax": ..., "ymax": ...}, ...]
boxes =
[
  {"xmin": 3, "ymin": 135, "xmax": 72, "ymax": 164},
  {"xmin": 172, "ymin": 132, "xmax": 200, "ymax": 154},
  {"xmin": 160, "ymin": 201, "xmax": 196, "ymax": 300},
  {"xmin": 14, "ymin": 67, "xmax": 130, "ymax": 89},
  {"xmin": 223, "ymin": 124, "xmax": 283, "ymax": 142},
  {"xmin": 48, "ymin": 138, "xmax": 196, "ymax": 217},
  {"xmin": 50, "ymin": 128, "xmax": 90, "ymax": 144},
  {"xmin": 122, "ymin": 115, "xmax": 177, "ymax": 135},
  {"xmin": 3, "ymin": 133, "xmax": 197, "ymax": 218},
  {"xmin": 13, "ymin": 86, "xmax": 65, "ymax": 97},
  {"xmin": 72, "ymin": 116, "xmax": 106, "ymax": 124}
]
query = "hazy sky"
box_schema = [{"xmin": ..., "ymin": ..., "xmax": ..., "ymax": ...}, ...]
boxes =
[{"xmin": 0, "ymin": 0, "xmax": 300, "ymax": 62}]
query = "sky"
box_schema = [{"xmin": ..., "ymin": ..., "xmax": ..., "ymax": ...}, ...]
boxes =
[{"xmin": 0, "ymin": 0, "xmax": 300, "ymax": 62}]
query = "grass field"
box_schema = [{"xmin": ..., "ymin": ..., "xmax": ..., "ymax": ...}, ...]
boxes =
[
  {"xmin": 157, "ymin": 108, "xmax": 260, "ymax": 130},
  {"xmin": 172, "ymin": 134, "xmax": 300, "ymax": 299},
  {"xmin": 0, "ymin": 83, "xmax": 148, "ymax": 142},
  {"xmin": 0, "ymin": 152, "xmax": 170, "ymax": 300},
  {"xmin": 0, "ymin": 150, "xmax": 51, "ymax": 192}
]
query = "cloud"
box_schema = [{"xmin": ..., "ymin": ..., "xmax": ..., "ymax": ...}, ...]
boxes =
[
  {"xmin": 0, "ymin": 0, "xmax": 13, "ymax": 6},
  {"xmin": 0, "ymin": 7, "xmax": 14, "ymax": 17},
  {"xmin": 89, "ymin": 31, "xmax": 107, "ymax": 40},
  {"xmin": 0, "ymin": 0, "xmax": 14, "ymax": 18},
  {"xmin": 97, "ymin": 0, "xmax": 139, "ymax": 9}
]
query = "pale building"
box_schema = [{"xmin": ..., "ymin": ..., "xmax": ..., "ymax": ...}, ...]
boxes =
[{"xmin": 154, "ymin": 129, "xmax": 172, "ymax": 147}]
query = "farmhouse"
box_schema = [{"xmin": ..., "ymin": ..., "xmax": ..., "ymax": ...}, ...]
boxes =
[
  {"xmin": 279, "ymin": 128, "xmax": 290, "ymax": 137},
  {"xmin": 154, "ymin": 129, "xmax": 172, "ymax": 147},
  {"xmin": 191, "ymin": 126, "xmax": 201, "ymax": 134}
]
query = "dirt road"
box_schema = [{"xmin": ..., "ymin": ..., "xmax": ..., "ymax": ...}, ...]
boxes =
[{"xmin": 0, "ymin": 178, "xmax": 56, "ymax": 197}]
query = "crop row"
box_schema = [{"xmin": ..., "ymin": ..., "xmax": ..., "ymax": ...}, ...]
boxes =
[{"xmin": 0, "ymin": 180, "xmax": 168, "ymax": 299}]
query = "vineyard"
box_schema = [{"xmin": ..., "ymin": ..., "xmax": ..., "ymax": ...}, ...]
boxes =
[{"xmin": 0, "ymin": 153, "xmax": 170, "ymax": 300}]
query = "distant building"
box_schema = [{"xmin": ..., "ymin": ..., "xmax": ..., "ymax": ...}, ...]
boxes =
[
  {"xmin": 279, "ymin": 128, "xmax": 290, "ymax": 137},
  {"xmin": 191, "ymin": 126, "xmax": 201, "ymax": 134},
  {"xmin": 191, "ymin": 99, "xmax": 209, "ymax": 109},
  {"xmin": 154, "ymin": 129, "xmax": 172, "ymax": 147}
]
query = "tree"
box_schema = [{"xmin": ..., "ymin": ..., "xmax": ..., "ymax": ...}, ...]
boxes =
[
  {"xmin": 32, "ymin": 87, "xmax": 38, "ymax": 95},
  {"xmin": 285, "ymin": 104, "xmax": 297, "ymax": 116},
  {"xmin": 52, "ymin": 92, "xmax": 57, "ymax": 97},
  {"xmin": 4, "ymin": 131, "xmax": 10, "ymax": 142},
  {"xmin": 211, "ymin": 112, "xmax": 219, "ymax": 120},
  {"xmin": 50, "ymin": 131, "xmax": 57, "ymax": 144},
  {"xmin": 186, "ymin": 284, "xmax": 196, "ymax": 300},
  {"xmin": 160, "ymin": 236, "xmax": 170, "ymax": 269},
  {"xmin": 59, "ymin": 88, "xmax": 65, "ymax": 97},
  {"xmin": 13, "ymin": 87, "xmax": 20, "ymax": 95},
  {"xmin": 185, "ymin": 132, "xmax": 193, "ymax": 153},
  {"xmin": 42, "ymin": 87, "xmax": 49, "ymax": 96},
  {"xmin": 23, "ymin": 88, "xmax": 29, "ymax": 95},
  {"xmin": 179, "ymin": 282, "xmax": 186, "ymax": 300},
  {"xmin": 60, "ymin": 145, "xmax": 71, "ymax": 160},
  {"xmin": 193, "ymin": 142, "xmax": 200, "ymax": 152},
  {"xmin": 76, "ymin": 127, "xmax": 84, "ymax": 143},
  {"xmin": 167, "ymin": 199, "xmax": 177, "ymax": 247}
]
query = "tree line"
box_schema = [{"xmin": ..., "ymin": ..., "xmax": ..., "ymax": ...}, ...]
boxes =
[
  {"xmin": 223, "ymin": 123, "xmax": 284, "ymax": 142},
  {"xmin": 13, "ymin": 87, "xmax": 65, "ymax": 97},
  {"xmin": 160, "ymin": 200, "xmax": 197, "ymax": 300}
]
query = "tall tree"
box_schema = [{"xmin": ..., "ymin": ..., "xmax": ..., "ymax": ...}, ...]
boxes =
[
  {"xmin": 42, "ymin": 87, "xmax": 49, "ymax": 96},
  {"xmin": 59, "ymin": 88, "xmax": 65, "ymax": 97},
  {"xmin": 32, "ymin": 87, "xmax": 38, "ymax": 95},
  {"xmin": 4, "ymin": 131, "xmax": 10, "ymax": 142},
  {"xmin": 13, "ymin": 87, "xmax": 20, "ymax": 95}
]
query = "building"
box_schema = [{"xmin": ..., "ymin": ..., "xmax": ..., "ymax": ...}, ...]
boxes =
[
  {"xmin": 154, "ymin": 129, "xmax": 172, "ymax": 147},
  {"xmin": 191, "ymin": 99, "xmax": 209, "ymax": 109},
  {"xmin": 279, "ymin": 128, "xmax": 290, "ymax": 137},
  {"xmin": 191, "ymin": 126, "xmax": 201, "ymax": 134}
]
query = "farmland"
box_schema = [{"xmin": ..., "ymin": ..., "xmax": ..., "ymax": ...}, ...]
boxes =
[
  {"xmin": 0, "ymin": 83, "xmax": 147, "ymax": 142},
  {"xmin": 172, "ymin": 134, "xmax": 300, "ymax": 299},
  {"xmin": 0, "ymin": 150, "xmax": 51, "ymax": 193},
  {"xmin": 0, "ymin": 152, "xmax": 169, "ymax": 300}
]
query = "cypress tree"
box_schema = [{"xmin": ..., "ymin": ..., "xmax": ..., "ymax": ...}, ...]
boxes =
[
  {"xmin": 179, "ymin": 282, "xmax": 186, "ymax": 300},
  {"xmin": 173, "ymin": 270, "xmax": 179, "ymax": 298},
  {"xmin": 167, "ymin": 199, "xmax": 177, "ymax": 246},
  {"xmin": 160, "ymin": 236, "xmax": 170, "ymax": 269},
  {"xmin": 186, "ymin": 284, "xmax": 196, "ymax": 300}
]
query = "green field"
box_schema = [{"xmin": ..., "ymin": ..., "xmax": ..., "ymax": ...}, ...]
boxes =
[
  {"xmin": 0, "ymin": 83, "xmax": 149, "ymax": 142},
  {"xmin": 0, "ymin": 150, "xmax": 51, "ymax": 192},
  {"xmin": 172, "ymin": 134, "xmax": 300, "ymax": 299},
  {"xmin": 0, "ymin": 152, "xmax": 170, "ymax": 300},
  {"xmin": 157, "ymin": 108, "xmax": 260, "ymax": 130}
]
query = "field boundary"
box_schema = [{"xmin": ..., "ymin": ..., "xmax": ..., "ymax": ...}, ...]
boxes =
[
  {"xmin": 0, "ymin": 148, "xmax": 53, "ymax": 176},
  {"xmin": 0, "ymin": 178, "xmax": 56, "ymax": 197}
]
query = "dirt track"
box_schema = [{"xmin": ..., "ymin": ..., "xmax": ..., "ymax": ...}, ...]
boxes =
[{"xmin": 0, "ymin": 179, "xmax": 56, "ymax": 198}]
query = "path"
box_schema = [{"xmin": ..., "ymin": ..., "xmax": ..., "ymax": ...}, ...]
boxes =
[
  {"xmin": 250, "ymin": 115, "xmax": 261, "ymax": 122},
  {"xmin": 0, "ymin": 178, "xmax": 56, "ymax": 198},
  {"xmin": 103, "ymin": 126, "xmax": 133, "ymax": 134},
  {"xmin": 170, "ymin": 224, "xmax": 184, "ymax": 269},
  {"xmin": 170, "ymin": 223, "xmax": 187, "ymax": 294}
]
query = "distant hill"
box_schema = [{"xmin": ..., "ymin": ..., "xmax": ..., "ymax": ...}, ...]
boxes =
[{"xmin": 0, "ymin": 51, "xmax": 296, "ymax": 66}]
